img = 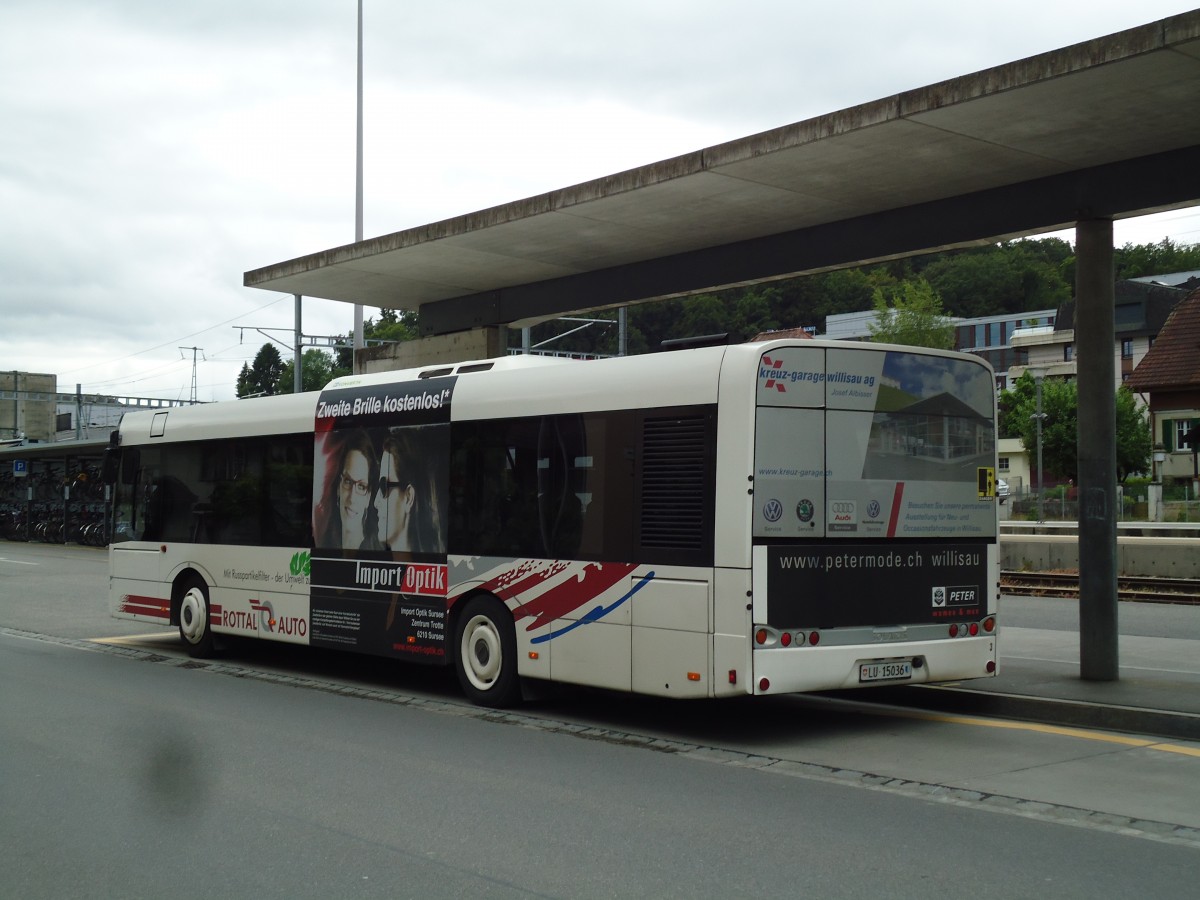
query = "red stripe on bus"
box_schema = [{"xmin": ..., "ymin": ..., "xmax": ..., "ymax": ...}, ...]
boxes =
[
  {"xmin": 512, "ymin": 563, "xmax": 637, "ymax": 632},
  {"xmin": 887, "ymin": 483, "xmax": 905, "ymax": 538},
  {"xmin": 490, "ymin": 562, "xmax": 570, "ymax": 603},
  {"xmin": 120, "ymin": 595, "xmax": 170, "ymax": 619},
  {"xmin": 465, "ymin": 560, "xmax": 638, "ymax": 632}
]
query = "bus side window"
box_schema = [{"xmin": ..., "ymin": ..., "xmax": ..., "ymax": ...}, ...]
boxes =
[
  {"xmin": 449, "ymin": 420, "xmax": 542, "ymax": 558},
  {"xmin": 121, "ymin": 448, "xmax": 140, "ymax": 485},
  {"xmin": 538, "ymin": 415, "xmax": 584, "ymax": 558},
  {"xmin": 111, "ymin": 449, "xmax": 143, "ymax": 543}
]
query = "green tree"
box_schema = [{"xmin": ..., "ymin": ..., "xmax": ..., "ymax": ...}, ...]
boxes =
[
  {"xmin": 922, "ymin": 250, "xmax": 1024, "ymax": 318},
  {"xmin": 867, "ymin": 277, "xmax": 954, "ymax": 349},
  {"xmin": 236, "ymin": 362, "xmax": 253, "ymax": 398},
  {"xmin": 920, "ymin": 241, "xmax": 1072, "ymax": 318},
  {"xmin": 729, "ymin": 287, "xmax": 781, "ymax": 340},
  {"xmin": 997, "ymin": 371, "xmax": 1037, "ymax": 439},
  {"xmin": 1114, "ymin": 386, "xmax": 1152, "ymax": 482},
  {"xmin": 1011, "ymin": 375, "xmax": 1078, "ymax": 480},
  {"xmin": 276, "ymin": 348, "xmax": 339, "ymax": 394},
  {"xmin": 813, "ymin": 269, "xmax": 877, "ymax": 319},
  {"xmin": 1003, "ymin": 374, "xmax": 1151, "ymax": 482},
  {"xmin": 677, "ymin": 294, "xmax": 733, "ymax": 340},
  {"xmin": 370, "ymin": 307, "xmax": 419, "ymax": 343},
  {"xmin": 771, "ymin": 269, "xmax": 874, "ymax": 332},
  {"xmin": 1115, "ymin": 238, "xmax": 1200, "ymax": 280},
  {"xmin": 237, "ymin": 343, "xmax": 284, "ymax": 398},
  {"xmin": 332, "ymin": 308, "xmax": 420, "ymax": 371}
]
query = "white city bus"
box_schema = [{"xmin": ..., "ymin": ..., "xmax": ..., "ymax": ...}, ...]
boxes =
[{"xmin": 108, "ymin": 339, "xmax": 1000, "ymax": 706}]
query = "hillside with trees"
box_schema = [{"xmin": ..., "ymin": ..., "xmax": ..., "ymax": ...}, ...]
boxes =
[
  {"xmin": 236, "ymin": 238, "xmax": 1200, "ymax": 394},
  {"xmin": 513, "ymin": 237, "xmax": 1200, "ymax": 355}
]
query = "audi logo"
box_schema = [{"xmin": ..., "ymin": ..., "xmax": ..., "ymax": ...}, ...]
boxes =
[{"xmin": 829, "ymin": 501, "xmax": 856, "ymax": 514}]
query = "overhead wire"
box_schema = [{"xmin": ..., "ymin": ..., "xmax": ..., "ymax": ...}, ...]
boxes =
[{"xmin": 58, "ymin": 294, "xmax": 290, "ymax": 378}]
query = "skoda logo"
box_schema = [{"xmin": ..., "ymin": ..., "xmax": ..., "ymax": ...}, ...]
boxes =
[
  {"xmin": 763, "ymin": 499, "xmax": 784, "ymax": 522},
  {"xmin": 796, "ymin": 498, "xmax": 814, "ymax": 522}
]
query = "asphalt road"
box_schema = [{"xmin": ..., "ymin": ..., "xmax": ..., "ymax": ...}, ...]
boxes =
[{"xmin": 1, "ymin": 542, "xmax": 1198, "ymax": 897}]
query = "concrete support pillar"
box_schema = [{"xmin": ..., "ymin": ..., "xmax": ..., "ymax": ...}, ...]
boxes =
[
  {"xmin": 1075, "ymin": 218, "xmax": 1119, "ymax": 681},
  {"xmin": 294, "ymin": 294, "xmax": 303, "ymax": 394},
  {"xmin": 1148, "ymin": 482, "xmax": 1163, "ymax": 522}
]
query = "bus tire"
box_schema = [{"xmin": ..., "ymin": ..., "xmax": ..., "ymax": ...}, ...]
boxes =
[
  {"xmin": 454, "ymin": 596, "xmax": 519, "ymax": 708},
  {"xmin": 176, "ymin": 575, "xmax": 215, "ymax": 658}
]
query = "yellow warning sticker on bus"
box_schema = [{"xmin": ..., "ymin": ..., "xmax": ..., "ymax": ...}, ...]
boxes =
[{"xmin": 977, "ymin": 467, "xmax": 996, "ymax": 500}]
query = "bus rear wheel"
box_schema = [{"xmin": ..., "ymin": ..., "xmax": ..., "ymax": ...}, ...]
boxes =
[
  {"xmin": 177, "ymin": 576, "xmax": 215, "ymax": 658},
  {"xmin": 455, "ymin": 596, "xmax": 519, "ymax": 708}
]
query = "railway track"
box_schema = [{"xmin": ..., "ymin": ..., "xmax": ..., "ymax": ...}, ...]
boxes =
[{"xmin": 1001, "ymin": 570, "xmax": 1200, "ymax": 605}]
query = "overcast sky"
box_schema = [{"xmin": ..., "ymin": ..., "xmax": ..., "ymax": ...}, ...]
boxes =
[{"xmin": 2, "ymin": 1, "xmax": 1198, "ymax": 403}]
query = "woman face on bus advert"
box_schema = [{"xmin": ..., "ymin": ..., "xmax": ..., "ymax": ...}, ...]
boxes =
[
  {"xmin": 337, "ymin": 447, "xmax": 372, "ymax": 548},
  {"xmin": 373, "ymin": 448, "xmax": 415, "ymax": 552}
]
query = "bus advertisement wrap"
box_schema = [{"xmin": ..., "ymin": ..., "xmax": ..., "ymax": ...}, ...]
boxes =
[
  {"xmin": 310, "ymin": 378, "xmax": 454, "ymax": 659},
  {"xmin": 761, "ymin": 541, "xmax": 987, "ymax": 627},
  {"xmin": 754, "ymin": 347, "xmax": 997, "ymax": 540}
]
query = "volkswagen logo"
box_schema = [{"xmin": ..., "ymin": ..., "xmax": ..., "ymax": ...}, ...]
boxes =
[{"xmin": 763, "ymin": 499, "xmax": 784, "ymax": 522}]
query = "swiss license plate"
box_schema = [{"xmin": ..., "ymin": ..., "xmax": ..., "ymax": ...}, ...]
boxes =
[{"xmin": 859, "ymin": 661, "xmax": 913, "ymax": 683}]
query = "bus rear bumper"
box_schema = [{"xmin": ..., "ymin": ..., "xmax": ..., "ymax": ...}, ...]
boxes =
[{"xmin": 751, "ymin": 635, "xmax": 997, "ymax": 695}]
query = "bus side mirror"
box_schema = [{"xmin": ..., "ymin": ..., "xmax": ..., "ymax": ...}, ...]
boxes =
[
  {"xmin": 102, "ymin": 445, "xmax": 139, "ymax": 485},
  {"xmin": 101, "ymin": 447, "xmax": 120, "ymax": 485}
]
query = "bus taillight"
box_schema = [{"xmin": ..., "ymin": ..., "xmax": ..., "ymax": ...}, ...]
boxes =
[
  {"xmin": 780, "ymin": 632, "xmax": 792, "ymax": 647},
  {"xmin": 755, "ymin": 628, "xmax": 769, "ymax": 645},
  {"xmin": 808, "ymin": 631, "xmax": 820, "ymax": 646},
  {"xmin": 951, "ymin": 619, "xmax": 993, "ymax": 638}
]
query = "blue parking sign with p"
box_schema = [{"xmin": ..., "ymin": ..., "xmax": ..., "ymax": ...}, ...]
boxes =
[{"xmin": 13, "ymin": 459, "xmax": 27, "ymax": 477}]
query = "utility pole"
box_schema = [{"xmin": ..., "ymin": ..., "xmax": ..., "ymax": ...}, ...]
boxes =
[
  {"xmin": 352, "ymin": 0, "xmax": 365, "ymax": 374},
  {"xmin": 1030, "ymin": 368, "xmax": 1046, "ymax": 522},
  {"xmin": 179, "ymin": 346, "xmax": 205, "ymax": 404},
  {"xmin": 294, "ymin": 294, "xmax": 303, "ymax": 393}
]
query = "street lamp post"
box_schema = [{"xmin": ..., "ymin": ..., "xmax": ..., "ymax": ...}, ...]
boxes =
[
  {"xmin": 1152, "ymin": 445, "xmax": 1166, "ymax": 522},
  {"xmin": 1030, "ymin": 368, "xmax": 1046, "ymax": 522}
]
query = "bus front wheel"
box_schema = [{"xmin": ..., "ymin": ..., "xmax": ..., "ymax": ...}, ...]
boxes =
[
  {"xmin": 454, "ymin": 596, "xmax": 519, "ymax": 708},
  {"xmin": 177, "ymin": 576, "xmax": 215, "ymax": 658}
]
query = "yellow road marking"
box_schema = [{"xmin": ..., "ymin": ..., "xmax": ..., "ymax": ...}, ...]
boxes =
[
  {"xmin": 868, "ymin": 706, "xmax": 1200, "ymax": 755},
  {"xmin": 91, "ymin": 633, "xmax": 178, "ymax": 646},
  {"xmin": 1153, "ymin": 743, "xmax": 1200, "ymax": 757}
]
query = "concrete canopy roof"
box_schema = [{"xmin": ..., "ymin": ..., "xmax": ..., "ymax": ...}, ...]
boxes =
[{"xmin": 245, "ymin": 11, "xmax": 1200, "ymax": 336}]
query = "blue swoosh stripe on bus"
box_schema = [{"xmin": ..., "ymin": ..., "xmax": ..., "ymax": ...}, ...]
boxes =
[{"xmin": 530, "ymin": 572, "xmax": 655, "ymax": 644}]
